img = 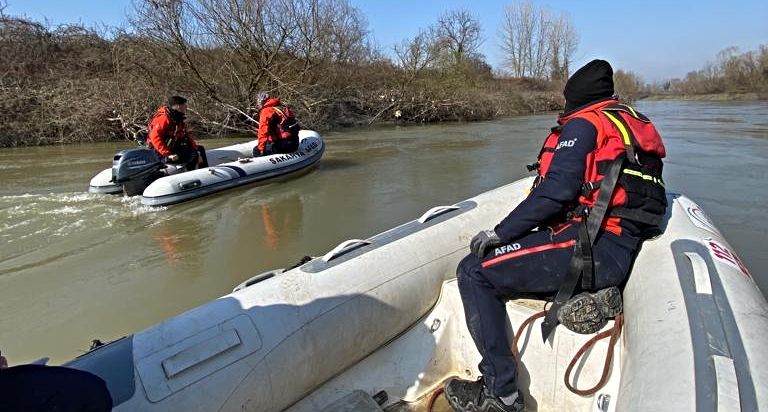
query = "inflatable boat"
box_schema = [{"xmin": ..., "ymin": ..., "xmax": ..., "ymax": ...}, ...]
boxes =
[
  {"xmin": 65, "ymin": 177, "xmax": 766, "ymax": 411},
  {"xmin": 88, "ymin": 130, "xmax": 324, "ymax": 206}
]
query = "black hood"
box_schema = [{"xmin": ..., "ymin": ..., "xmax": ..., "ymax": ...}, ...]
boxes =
[
  {"xmin": 168, "ymin": 108, "xmax": 186, "ymax": 123},
  {"xmin": 563, "ymin": 59, "xmax": 614, "ymax": 114}
]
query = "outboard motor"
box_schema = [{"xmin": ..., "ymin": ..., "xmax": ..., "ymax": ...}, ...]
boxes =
[{"xmin": 112, "ymin": 148, "xmax": 163, "ymax": 196}]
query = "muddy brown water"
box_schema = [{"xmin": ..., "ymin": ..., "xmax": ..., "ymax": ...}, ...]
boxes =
[{"xmin": 1, "ymin": 100, "xmax": 766, "ymax": 365}]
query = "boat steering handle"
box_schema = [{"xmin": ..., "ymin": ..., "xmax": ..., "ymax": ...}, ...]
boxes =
[
  {"xmin": 322, "ymin": 239, "xmax": 371, "ymax": 262},
  {"xmin": 417, "ymin": 205, "xmax": 460, "ymax": 224}
]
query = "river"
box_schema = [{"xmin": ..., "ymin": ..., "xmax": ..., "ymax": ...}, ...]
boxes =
[{"xmin": 1, "ymin": 100, "xmax": 766, "ymax": 365}]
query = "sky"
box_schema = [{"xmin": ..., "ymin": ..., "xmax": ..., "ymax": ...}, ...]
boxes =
[{"xmin": 5, "ymin": 0, "xmax": 768, "ymax": 82}]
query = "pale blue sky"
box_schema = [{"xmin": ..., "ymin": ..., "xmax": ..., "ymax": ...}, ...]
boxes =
[{"xmin": 6, "ymin": 0, "xmax": 768, "ymax": 81}]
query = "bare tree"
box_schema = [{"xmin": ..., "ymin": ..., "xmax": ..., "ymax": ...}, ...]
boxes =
[
  {"xmin": 500, "ymin": 1, "xmax": 578, "ymax": 79},
  {"xmin": 500, "ymin": 2, "xmax": 548, "ymax": 78},
  {"xmin": 549, "ymin": 15, "xmax": 577, "ymax": 81},
  {"xmin": 436, "ymin": 9, "xmax": 482, "ymax": 68},
  {"xmin": 129, "ymin": 0, "xmax": 373, "ymax": 130},
  {"xmin": 394, "ymin": 27, "xmax": 441, "ymax": 79},
  {"xmin": 614, "ymin": 69, "xmax": 644, "ymax": 101}
]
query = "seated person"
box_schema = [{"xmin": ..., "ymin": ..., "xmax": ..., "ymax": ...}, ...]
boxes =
[
  {"xmin": 253, "ymin": 92, "xmax": 301, "ymax": 157},
  {"xmin": 147, "ymin": 95, "xmax": 208, "ymax": 170},
  {"xmin": 445, "ymin": 60, "xmax": 667, "ymax": 412},
  {"xmin": 0, "ymin": 350, "xmax": 113, "ymax": 411}
]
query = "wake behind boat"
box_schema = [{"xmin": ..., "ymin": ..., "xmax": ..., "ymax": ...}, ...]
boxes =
[
  {"xmin": 64, "ymin": 177, "xmax": 767, "ymax": 411},
  {"xmin": 88, "ymin": 130, "xmax": 324, "ymax": 206}
]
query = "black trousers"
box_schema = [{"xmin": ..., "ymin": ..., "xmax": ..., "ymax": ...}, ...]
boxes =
[
  {"xmin": 0, "ymin": 365, "xmax": 113, "ymax": 411},
  {"xmin": 255, "ymin": 135, "xmax": 300, "ymax": 156},
  {"xmin": 170, "ymin": 145, "xmax": 208, "ymax": 170},
  {"xmin": 456, "ymin": 223, "xmax": 636, "ymax": 397}
]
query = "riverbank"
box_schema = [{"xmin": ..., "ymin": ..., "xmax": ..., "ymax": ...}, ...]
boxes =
[
  {"xmin": 0, "ymin": 7, "xmax": 569, "ymax": 148},
  {"xmin": 314, "ymin": 89, "xmax": 563, "ymax": 128},
  {"xmin": 643, "ymin": 92, "xmax": 768, "ymax": 102},
  {"xmin": 0, "ymin": 86, "xmax": 564, "ymax": 148}
]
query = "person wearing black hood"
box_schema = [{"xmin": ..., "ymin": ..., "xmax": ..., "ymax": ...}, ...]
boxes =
[
  {"xmin": 444, "ymin": 60, "xmax": 667, "ymax": 412},
  {"xmin": 147, "ymin": 95, "xmax": 208, "ymax": 170}
]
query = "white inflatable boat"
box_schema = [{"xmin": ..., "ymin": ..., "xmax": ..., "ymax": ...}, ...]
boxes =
[
  {"xmin": 88, "ymin": 130, "xmax": 324, "ymax": 206},
  {"xmin": 65, "ymin": 177, "xmax": 766, "ymax": 411}
]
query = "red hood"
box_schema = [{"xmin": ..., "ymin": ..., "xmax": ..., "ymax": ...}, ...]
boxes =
[{"xmin": 263, "ymin": 97, "xmax": 282, "ymax": 108}]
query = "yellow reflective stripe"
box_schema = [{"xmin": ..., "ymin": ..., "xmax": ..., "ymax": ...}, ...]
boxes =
[
  {"xmin": 622, "ymin": 169, "xmax": 665, "ymax": 187},
  {"xmin": 272, "ymin": 107, "xmax": 284, "ymax": 117},
  {"xmin": 603, "ymin": 111, "xmax": 632, "ymax": 146},
  {"xmin": 626, "ymin": 105, "xmax": 639, "ymax": 118}
]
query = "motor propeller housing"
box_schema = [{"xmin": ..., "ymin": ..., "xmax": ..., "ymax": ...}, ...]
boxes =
[{"xmin": 111, "ymin": 148, "xmax": 163, "ymax": 196}]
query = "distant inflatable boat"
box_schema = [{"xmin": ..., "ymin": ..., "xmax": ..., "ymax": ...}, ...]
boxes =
[
  {"xmin": 88, "ymin": 130, "xmax": 324, "ymax": 206},
  {"xmin": 64, "ymin": 177, "xmax": 767, "ymax": 411}
]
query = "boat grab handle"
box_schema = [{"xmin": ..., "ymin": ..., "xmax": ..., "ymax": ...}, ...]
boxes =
[
  {"xmin": 322, "ymin": 239, "xmax": 371, "ymax": 262},
  {"xmin": 417, "ymin": 205, "xmax": 460, "ymax": 224}
]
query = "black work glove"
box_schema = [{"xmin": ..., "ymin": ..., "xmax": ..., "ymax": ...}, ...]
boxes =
[{"xmin": 470, "ymin": 230, "xmax": 502, "ymax": 258}]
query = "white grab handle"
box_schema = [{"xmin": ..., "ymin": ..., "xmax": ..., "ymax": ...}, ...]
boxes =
[
  {"xmin": 417, "ymin": 205, "xmax": 460, "ymax": 224},
  {"xmin": 322, "ymin": 239, "xmax": 371, "ymax": 262}
]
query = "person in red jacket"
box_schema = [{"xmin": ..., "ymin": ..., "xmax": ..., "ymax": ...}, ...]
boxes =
[
  {"xmin": 147, "ymin": 96, "xmax": 207, "ymax": 169},
  {"xmin": 253, "ymin": 92, "xmax": 300, "ymax": 157}
]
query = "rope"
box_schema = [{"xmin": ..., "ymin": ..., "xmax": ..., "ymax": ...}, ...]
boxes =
[
  {"xmin": 512, "ymin": 310, "xmax": 547, "ymax": 360},
  {"xmin": 429, "ymin": 309, "xmax": 623, "ymax": 411},
  {"xmin": 427, "ymin": 386, "xmax": 444, "ymax": 412},
  {"xmin": 510, "ymin": 310, "xmax": 624, "ymax": 397},
  {"xmin": 563, "ymin": 313, "xmax": 624, "ymax": 396}
]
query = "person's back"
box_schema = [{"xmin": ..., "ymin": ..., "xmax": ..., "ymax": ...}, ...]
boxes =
[
  {"xmin": 444, "ymin": 60, "xmax": 667, "ymax": 412},
  {"xmin": 254, "ymin": 92, "xmax": 300, "ymax": 156}
]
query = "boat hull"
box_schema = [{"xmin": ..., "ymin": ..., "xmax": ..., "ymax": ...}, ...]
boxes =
[
  {"xmin": 63, "ymin": 178, "xmax": 767, "ymax": 411},
  {"xmin": 87, "ymin": 130, "xmax": 324, "ymax": 205}
]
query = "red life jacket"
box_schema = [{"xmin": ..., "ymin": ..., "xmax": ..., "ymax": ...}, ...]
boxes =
[
  {"xmin": 532, "ymin": 99, "xmax": 667, "ymax": 236},
  {"xmin": 272, "ymin": 105, "xmax": 299, "ymax": 140}
]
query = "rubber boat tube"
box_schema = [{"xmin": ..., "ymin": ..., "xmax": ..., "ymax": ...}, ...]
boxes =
[
  {"xmin": 63, "ymin": 178, "xmax": 768, "ymax": 411},
  {"xmin": 87, "ymin": 130, "xmax": 324, "ymax": 206}
]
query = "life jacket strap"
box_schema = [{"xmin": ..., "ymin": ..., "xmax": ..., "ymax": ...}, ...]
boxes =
[
  {"xmin": 540, "ymin": 155, "xmax": 625, "ymax": 341},
  {"xmin": 580, "ymin": 167, "xmax": 665, "ymax": 197},
  {"xmin": 602, "ymin": 109, "xmax": 639, "ymax": 165},
  {"xmin": 602, "ymin": 103, "xmax": 651, "ymax": 123}
]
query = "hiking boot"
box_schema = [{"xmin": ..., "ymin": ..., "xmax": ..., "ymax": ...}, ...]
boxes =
[
  {"xmin": 444, "ymin": 377, "xmax": 524, "ymax": 412},
  {"xmin": 557, "ymin": 287, "xmax": 622, "ymax": 334},
  {"xmin": 593, "ymin": 286, "xmax": 623, "ymax": 318}
]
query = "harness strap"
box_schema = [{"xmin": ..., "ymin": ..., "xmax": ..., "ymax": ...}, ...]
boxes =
[
  {"xmin": 540, "ymin": 218, "xmax": 589, "ymax": 341},
  {"xmin": 602, "ymin": 110, "xmax": 639, "ymax": 165},
  {"xmin": 578, "ymin": 218, "xmax": 595, "ymax": 291},
  {"xmin": 603, "ymin": 103, "xmax": 651, "ymax": 122},
  {"xmin": 610, "ymin": 207, "xmax": 664, "ymax": 227},
  {"xmin": 540, "ymin": 154, "xmax": 625, "ymax": 341},
  {"xmin": 586, "ymin": 154, "xmax": 625, "ymax": 244}
]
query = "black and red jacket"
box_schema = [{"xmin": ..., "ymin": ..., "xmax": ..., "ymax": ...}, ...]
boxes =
[
  {"xmin": 495, "ymin": 98, "xmax": 666, "ymax": 242},
  {"xmin": 147, "ymin": 106, "xmax": 197, "ymax": 157},
  {"xmin": 257, "ymin": 97, "xmax": 299, "ymax": 153}
]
